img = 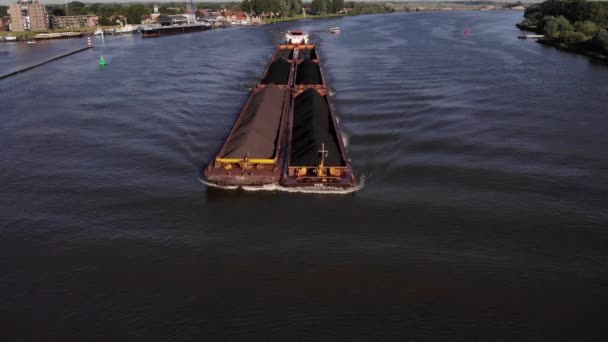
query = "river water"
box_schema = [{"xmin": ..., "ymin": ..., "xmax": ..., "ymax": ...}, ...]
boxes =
[{"xmin": 1, "ymin": 11, "xmax": 607, "ymax": 341}]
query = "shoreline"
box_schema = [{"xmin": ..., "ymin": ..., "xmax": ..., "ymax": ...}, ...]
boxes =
[
  {"xmin": 516, "ymin": 24, "xmax": 608, "ymax": 65},
  {"xmin": 266, "ymin": 7, "xmax": 524, "ymax": 24},
  {"xmin": 537, "ymin": 38, "xmax": 608, "ymax": 64}
]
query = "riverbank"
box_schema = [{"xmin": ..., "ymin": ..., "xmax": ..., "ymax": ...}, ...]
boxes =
[
  {"xmin": 265, "ymin": 5, "xmax": 524, "ymax": 24},
  {"xmin": 538, "ymin": 38, "xmax": 608, "ymax": 64},
  {"xmin": 0, "ymin": 26, "xmax": 120, "ymax": 39},
  {"xmin": 266, "ymin": 13, "xmax": 349, "ymax": 24},
  {"xmin": 517, "ymin": 24, "xmax": 608, "ymax": 65}
]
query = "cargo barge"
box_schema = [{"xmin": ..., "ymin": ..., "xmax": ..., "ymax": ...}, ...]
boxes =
[
  {"xmin": 141, "ymin": 23, "xmax": 210, "ymax": 38},
  {"xmin": 281, "ymin": 45, "xmax": 357, "ymax": 190},
  {"xmin": 203, "ymin": 45, "xmax": 296, "ymax": 186},
  {"xmin": 203, "ymin": 35, "xmax": 357, "ymax": 191}
]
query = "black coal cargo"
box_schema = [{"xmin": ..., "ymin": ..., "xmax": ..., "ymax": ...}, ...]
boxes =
[
  {"xmin": 261, "ymin": 58, "xmax": 291, "ymax": 85},
  {"xmin": 220, "ymin": 85, "xmax": 287, "ymax": 159},
  {"xmin": 296, "ymin": 60, "xmax": 322, "ymax": 85},
  {"xmin": 297, "ymin": 48, "xmax": 317, "ymax": 60},
  {"xmin": 290, "ymin": 89, "xmax": 344, "ymax": 166},
  {"xmin": 277, "ymin": 48, "xmax": 293, "ymax": 60}
]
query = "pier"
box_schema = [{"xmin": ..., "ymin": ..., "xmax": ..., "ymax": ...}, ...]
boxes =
[{"xmin": 0, "ymin": 46, "xmax": 92, "ymax": 80}]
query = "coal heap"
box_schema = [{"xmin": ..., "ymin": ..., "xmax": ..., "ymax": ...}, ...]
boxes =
[
  {"xmin": 296, "ymin": 60, "xmax": 322, "ymax": 85},
  {"xmin": 290, "ymin": 89, "xmax": 344, "ymax": 167},
  {"xmin": 277, "ymin": 48, "xmax": 293, "ymax": 60},
  {"xmin": 297, "ymin": 48, "xmax": 317, "ymax": 60},
  {"xmin": 220, "ymin": 85, "xmax": 286, "ymax": 159},
  {"xmin": 261, "ymin": 58, "xmax": 291, "ymax": 85}
]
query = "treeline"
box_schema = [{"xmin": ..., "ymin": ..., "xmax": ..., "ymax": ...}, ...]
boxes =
[
  {"xmin": 241, "ymin": 0, "xmax": 303, "ymax": 17},
  {"xmin": 343, "ymin": 1, "xmax": 394, "ymax": 15},
  {"xmin": 309, "ymin": 0, "xmax": 343, "ymax": 15},
  {"xmin": 520, "ymin": 0, "xmax": 608, "ymax": 54},
  {"xmin": 309, "ymin": 0, "xmax": 393, "ymax": 15},
  {"xmin": 239, "ymin": 0, "xmax": 392, "ymax": 16},
  {"xmin": 41, "ymin": 2, "xmax": 244, "ymax": 26}
]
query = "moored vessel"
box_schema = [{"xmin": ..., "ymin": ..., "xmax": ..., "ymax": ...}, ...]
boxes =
[
  {"xmin": 33, "ymin": 32, "xmax": 83, "ymax": 40},
  {"xmin": 141, "ymin": 22, "xmax": 211, "ymax": 38}
]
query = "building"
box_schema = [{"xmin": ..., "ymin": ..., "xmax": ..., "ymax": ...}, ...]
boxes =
[
  {"xmin": 8, "ymin": 0, "xmax": 48, "ymax": 32},
  {"xmin": 50, "ymin": 15, "xmax": 98, "ymax": 29},
  {"xmin": 221, "ymin": 10, "xmax": 250, "ymax": 25}
]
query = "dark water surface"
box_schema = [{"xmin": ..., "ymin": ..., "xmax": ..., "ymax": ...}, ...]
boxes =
[{"xmin": 2, "ymin": 11, "xmax": 608, "ymax": 341}]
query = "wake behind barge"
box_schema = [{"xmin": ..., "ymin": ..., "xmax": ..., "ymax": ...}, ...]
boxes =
[{"xmin": 203, "ymin": 39, "xmax": 357, "ymax": 191}]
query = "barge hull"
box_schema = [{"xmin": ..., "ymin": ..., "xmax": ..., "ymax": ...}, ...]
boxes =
[{"xmin": 281, "ymin": 45, "xmax": 357, "ymax": 190}]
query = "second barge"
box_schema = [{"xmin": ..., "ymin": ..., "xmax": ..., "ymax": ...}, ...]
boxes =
[{"xmin": 203, "ymin": 45, "xmax": 296, "ymax": 186}]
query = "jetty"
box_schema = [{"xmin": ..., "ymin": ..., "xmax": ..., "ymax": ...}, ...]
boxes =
[{"xmin": 0, "ymin": 45, "xmax": 92, "ymax": 80}]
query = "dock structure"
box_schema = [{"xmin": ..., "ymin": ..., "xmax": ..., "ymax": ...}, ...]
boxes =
[
  {"xmin": 204, "ymin": 43, "xmax": 357, "ymax": 191},
  {"xmin": 0, "ymin": 45, "xmax": 93, "ymax": 80}
]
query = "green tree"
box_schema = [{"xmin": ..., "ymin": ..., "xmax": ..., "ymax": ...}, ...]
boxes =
[
  {"xmin": 311, "ymin": 0, "xmax": 328, "ymax": 14},
  {"xmin": 67, "ymin": 1, "xmax": 87, "ymax": 15},
  {"xmin": 330, "ymin": 0, "xmax": 344, "ymax": 13},
  {"xmin": 99, "ymin": 16, "xmax": 113, "ymax": 26},
  {"xmin": 591, "ymin": 28, "xmax": 608, "ymax": 53},
  {"xmin": 543, "ymin": 15, "xmax": 573, "ymax": 38},
  {"xmin": 51, "ymin": 8, "xmax": 66, "ymax": 16},
  {"xmin": 562, "ymin": 31, "xmax": 588, "ymax": 44},
  {"xmin": 279, "ymin": 0, "xmax": 288, "ymax": 17},
  {"xmin": 574, "ymin": 20, "xmax": 598, "ymax": 38}
]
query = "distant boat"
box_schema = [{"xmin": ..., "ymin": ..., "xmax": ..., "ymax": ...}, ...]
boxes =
[
  {"xmin": 4, "ymin": 35, "xmax": 17, "ymax": 41},
  {"xmin": 33, "ymin": 32, "xmax": 84, "ymax": 40},
  {"xmin": 518, "ymin": 33, "xmax": 544, "ymax": 39},
  {"xmin": 27, "ymin": 40, "xmax": 36, "ymax": 44},
  {"xmin": 93, "ymin": 27, "xmax": 104, "ymax": 36},
  {"xmin": 328, "ymin": 27, "xmax": 340, "ymax": 33}
]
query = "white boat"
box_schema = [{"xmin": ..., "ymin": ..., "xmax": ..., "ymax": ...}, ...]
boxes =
[
  {"xmin": 4, "ymin": 35, "xmax": 17, "ymax": 41},
  {"xmin": 27, "ymin": 40, "xmax": 36, "ymax": 44},
  {"xmin": 328, "ymin": 27, "xmax": 340, "ymax": 33},
  {"xmin": 285, "ymin": 30, "xmax": 309, "ymax": 45},
  {"xmin": 93, "ymin": 27, "xmax": 104, "ymax": 36}
]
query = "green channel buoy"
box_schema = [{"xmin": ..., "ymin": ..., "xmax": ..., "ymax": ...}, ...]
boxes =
[{"xmin": 99, "ymin": 56, "xmax": 106, "ymax": 67}]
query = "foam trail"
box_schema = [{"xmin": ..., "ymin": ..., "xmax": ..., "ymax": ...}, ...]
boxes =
[{"xmin": 200, "ymin": 177, "xmax": 365, "ymax": 195}]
